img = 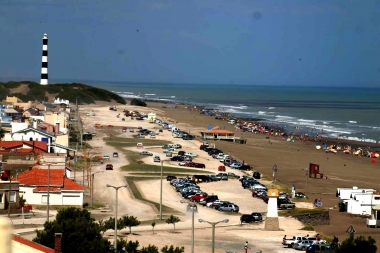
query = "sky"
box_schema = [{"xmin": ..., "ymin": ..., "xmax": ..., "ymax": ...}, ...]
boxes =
[{"xmin": 1, "ymin": 0, "xmax": 380, "ymax": 86}]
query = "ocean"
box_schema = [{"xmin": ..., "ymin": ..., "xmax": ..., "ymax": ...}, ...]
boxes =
[{"xmin": 85, "ymin": 81, "xmax": 380, "ymax": 143}]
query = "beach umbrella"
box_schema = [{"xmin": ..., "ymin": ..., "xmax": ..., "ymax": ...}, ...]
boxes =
[
  {"xmin": 316, "ymin": 145, "xmax": 321, "ymax": 150},
  {"xmin": 376, "ymin": 153, "xmax": 380, "ymax": 158}
]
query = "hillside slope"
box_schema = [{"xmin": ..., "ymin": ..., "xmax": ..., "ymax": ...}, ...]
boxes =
[{"xmin": 0, "ymin": 81, "xmax": 126, "ymax": 104}]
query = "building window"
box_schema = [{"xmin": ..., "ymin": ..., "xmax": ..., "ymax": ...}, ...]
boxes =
[
  {"xmin": 0, "ymin": 193, "xmax": 3, "ymax": 203},
  {"xmin": 42, "ymin": 195, "xmax": 47, "ymax": 204},
  {"xmin": 374, "ymin": 197, "xmax": 380, "ymax": 200},
  {"xmin": 9, "ymin": 191, "xmax": 16, "ymax": 202}
]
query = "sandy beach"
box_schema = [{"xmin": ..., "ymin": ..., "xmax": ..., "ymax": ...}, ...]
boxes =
[{"xmin": 77, "ymin": 100, "xmax": 380, "ymax": 252}]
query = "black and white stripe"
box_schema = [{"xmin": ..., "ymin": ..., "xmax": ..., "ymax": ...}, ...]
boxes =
[{"xmin": 40, "ymin": 33, "xmax": 48, "ymax": 85}]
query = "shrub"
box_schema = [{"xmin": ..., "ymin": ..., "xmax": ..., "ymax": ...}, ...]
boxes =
[
  {"xmin": 130, "ymin": 98, "xmax": 147, "ymax": 107},
  {"xmin": 300, "ymin": 225, "xmax": 314, "ymax": 231}
]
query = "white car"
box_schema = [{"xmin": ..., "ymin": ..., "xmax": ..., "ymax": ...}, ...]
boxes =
[
  {"xmin": 185, "ymin": 152, "xmax": 197, "ymax": 157},
  {"xmin": 150, "ymin": 135, "xmax": 156, "ymax": 139}
]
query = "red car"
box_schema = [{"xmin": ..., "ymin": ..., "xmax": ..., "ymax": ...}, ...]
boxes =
[
  {"xmin": 107, "ymin": 125, "xmax": 114, "ymax": 128},
  {"xmin": 184, "ymin": 162, "xmax": 196, "ymax": 167},
  {"xmin": 218, "ymin": 166, "xmax": 226, "ymax": 171},
  {"xmin": 194, "ymin": 163, "xmax": 206, "ymax": 169}
]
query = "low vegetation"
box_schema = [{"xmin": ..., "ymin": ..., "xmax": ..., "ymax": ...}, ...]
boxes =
[
  {"xmin": 300, "ymin": 224, "xmax": 315, "ymax": 231},
  {"xmin": 0, "ymin": 81, "xmax": 126, "ymax": 104},
  {"xmin": 278, "ymin": 208, "xmax": 325, "ymax": 217},
  {"xmin": 130, "ymin": 98, "xmax": 147, "ymax": 107}
]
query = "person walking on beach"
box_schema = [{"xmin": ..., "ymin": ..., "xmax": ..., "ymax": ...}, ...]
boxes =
[{"xmin": 244, "ymin": 241, "xmax": 250, "ymax": 253}]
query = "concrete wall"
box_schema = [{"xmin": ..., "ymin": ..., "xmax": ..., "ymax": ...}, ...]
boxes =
[{"xmin": 20, "ymin": 186, "xmax": 83, "ymax": 206}]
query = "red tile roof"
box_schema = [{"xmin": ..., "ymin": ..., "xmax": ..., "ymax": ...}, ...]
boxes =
[
  {"xmin": 0, "ymin": 141, "xmax": 47, "ymax": 152},
  {"xmin": 18, "ymin": 168, "xmax": 84, "ymax": 191},
  {"xmin": 13, "ymin": 235, "xmax": 54, "ymax": 253}
]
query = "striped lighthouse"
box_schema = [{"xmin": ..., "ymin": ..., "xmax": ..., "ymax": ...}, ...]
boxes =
[{"xmin": 40, "ymin": 33, "xmax": 48, "ymax": 85}]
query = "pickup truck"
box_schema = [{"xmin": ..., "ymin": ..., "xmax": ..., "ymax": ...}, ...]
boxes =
[
  {"xmin": 278, "ymin": 198, "xmax": 296, "ymax": 210},
  {"xmin": 240, "ymin": 212, "xmax": 263, "ymax": 223},
  {"xmin": 282, "ymin": 235, "xmax": 310, "ymax": 248}
]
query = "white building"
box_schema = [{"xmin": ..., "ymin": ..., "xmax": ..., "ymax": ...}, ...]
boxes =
[{"xmin": 18, "ymin": 168, "xmax": 84, "ymax": 207}]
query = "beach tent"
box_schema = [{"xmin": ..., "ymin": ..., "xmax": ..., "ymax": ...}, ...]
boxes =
[
  {"xmin": 316, "ymin": 145, "xmax": 321, "ymax": 150},
  {"xmin": 372, "ymin": 159, "xmax": 377, "ymax": 164},
  {"xmin": 323, "ymin": 144, "xmax": 328, "ymax": 149}
]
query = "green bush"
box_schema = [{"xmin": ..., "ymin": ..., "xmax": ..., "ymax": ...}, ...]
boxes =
[
  {"xmin": 130, "ymin": 98, "xmax": 147, "ymax": 107},
  {"xmin": 300, "ymin": 225, "xmax": 314, "ymax": 231}
]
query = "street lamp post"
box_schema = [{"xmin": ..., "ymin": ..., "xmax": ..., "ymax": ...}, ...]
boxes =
[
  {"xmin": 198, "ymin": 218, "xmax": 229, "ymax": 253},
  {"xmin": 47, "ymin": 163, "xmax": 51, "ymax": 222},
  {"xmin": 40, "ymin": 156, "xmax": 51, "ymax": 222},
  {"xmin": 106, "ymin": 184, "xmax": 128, "ymax": 253},
  {"xmin": 160, "ymin": 160, "xmax": 163, "ymax": 220},
  {"xmin": 91, "ymin": 170, "xmax": 103, "ymax": 207},
  {"xmin": 181, "ymin": 200, "xmax": 196, "ymax": 253}
]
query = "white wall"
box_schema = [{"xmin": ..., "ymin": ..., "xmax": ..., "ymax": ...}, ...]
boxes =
[
  {"xmin": 11, "ymin": 122, "xmax": 28, "ymax": 133},
  {"xmin": 20, "ymin": 186, "xmax": 83, "ymax": 206}
]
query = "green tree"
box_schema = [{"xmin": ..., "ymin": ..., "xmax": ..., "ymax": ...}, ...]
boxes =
[
  {"xmin": 105, "ymin": 217, "xmax": 126, "ymax": 231},
  {"xmin": 33, "ymin": 207, "xmax": 110, "ymax": 253},
  {"xmin": 165, "ymin": 215, "xmax": 180, "ymax": 232},
  {"xmin": 161, "ymin": 245, "xmax": 185, "ymax": 253},
  {"xmin": 122, "ymin": 215, "xmax": 141, "ymax": 234},
  {"xmin": 334, "ymin": 234, "xmax": 377, "ymax": 253},
  {"xmin": 98, "ymin": 219, "xmax": 107, "ymax": 235},
  {"xmin": 141, "ymin": 244, "xmax": 159, "ymax": 253},
  {"xmin": 130, "ymin": 98, "xmax": 147, "ymax": 107},
  {"xmin": 125, "ymin": 240, "xmax": 140, "ymax": 253}
]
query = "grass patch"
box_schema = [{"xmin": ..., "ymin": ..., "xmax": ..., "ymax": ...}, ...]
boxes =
[
  {"xmin": 124, "ymin": 150, "xmax": 143, "ymax": 164},
  {"xmin": 122, "ymin": 164, "xmax": 212, "ymax": 174},
  {"xmin": 279, "ymin": 208, "xmax": 325, "ymax": 217},
  {"xmin": 292, "ymin": 198, "xmax": 310, "ymax": 202},
  {"xmin": 129, "ymin": 172, "xmax": 211, "ymax": 176},
  {"xmin": 300, "ymin": 225, "xmax": 315, "ymax": 231},
  {"xmin": 104, "ymin": 137, "xmax": 171, "ymax": 148},
  {"xmin": 125, "ymin": 176, "xmax": 179, "ymax": 215},
  {"xmin": 260, "ymin": 175, "xmax": 272, "ymax": 181}
]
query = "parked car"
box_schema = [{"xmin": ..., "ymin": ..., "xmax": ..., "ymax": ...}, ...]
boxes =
[
  {"xmin": 227, "ymin": 172, "xmax": 240, "ymax": 179},
  {"xmin": 230, "ymin": 162, "xmax": 242, "ymax": 169},
  {"xmin": 129, "ymin": 128, "xmax": 134, "ymax": 132},
  {"xmin": 252, "ymin": 171, "xmax": 261, "ymax": 179},
  {"xmin": 240, "ymin": 212, "xmax": 263, "ymax": 223},
  {"xmin": 153, "ymin": 156, "xmax": 161, "ymax": 162},
  {"xmin": 218, "ymin": 166, "xmax": 226, "ymax": 171},
  {"xmin": 278, "ymin": 198, "xmax": 296, "ymax": 210},
  {"xmin": 217, "ymin": 203, "xmax": 239, "ymax": 212},
  {"xmin": 170, "ymin": 156, "xmax": 184, "ymax": 161},
  {"xmin": 185, "ymin": 152, "xmax": 197, "ymax": 157},
  {"xmin": 294, "ymin": 240, "xmax": 315, "ymax": 251},
  {"xmin": 216, "ymin": 173, "xmax": 228, "ymax": 181},
  {"xmin": 194, "ymin": 163, "xmax": 206, "ymax": 169},
  {"xmin": 103, "ymin": 155, "xmax": 110, "ymax": 160},
  {"xmin": 140, "ymin": 151, "xmax": 153, "ymax": 156},
  {"xmin": 106, "ymin": 164, "xmax": 113, "ymax": 170},
  {"xmin": 238, "ymin": 165, "xmax": 252, "ymax": 171},
  {"xmin": 166, "ymin": 175, "xmax": 177, "ymax": 181},
  {"xmin": 113, "ymin": 152, "xmax": 118, "ymax": 157}
]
